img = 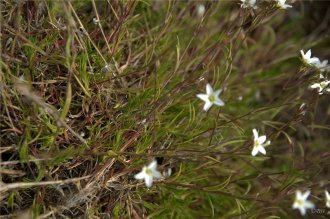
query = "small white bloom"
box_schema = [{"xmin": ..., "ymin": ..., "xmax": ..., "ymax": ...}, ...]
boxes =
[
  {"xmin": 167, "ymin": 168, "xmax": 172, "ymax": 177},
  {"xmin": 292, "ymin": 190, "xmax": 315, "ymax": 216},
  {"xmin": 134, "ymin": 160, "xmax": 162, "ymax": 188},
  {"xmin": 310, "ymin": 80, "xmax": 330, "ymax": 95},
  {"xmin": 93, "ymin": 17, "xmax": 100, "ymax": 25},
  {"xmin": 162, "ymin": 168, "xmax": 172, "ymax": 178},
  {"xmin": 251, "ymin": 129, "xmax": 270, "ymax": 156},
  {"xmin": 276, "ymin": 0, "xmax": 292, "ymax": 9},
  {"xmin": 198, "ymin": 77, "xmax": 205, "ymax": 82},
  {"xmin": 101, "ymin": 63, "xmax": 112, "ymax": 73},
  {"xmin": 18, "ymin": 75, "xmax": 25, "ymax": 81},
  {"xmin": 300, "ymin": 50, "xmax": 328, "ymax": 71},
  {"xmin": 315, "ymin": 59, "xmax": 329, "ymax": 72},
  {"xmin": 240, "ymin": 0, "xmax": 257, "ymax": 9},
  {"xmin": 300, "ymin": 50, "xmax": 320, "ymax": 66},
  {"xmin": 325, "ymin": 190, "xmax": 330, "ymax": 208},
  {"xmin": 137, "ymin": 118, "xmax": 147, "ymax": 125},
  {"xmin": 196, "ymin": 83, "xmax": 225, "ymax": 112},
  {"xmin": 196, "ymin": 4, "xmax": 205, "ymax": 18}
]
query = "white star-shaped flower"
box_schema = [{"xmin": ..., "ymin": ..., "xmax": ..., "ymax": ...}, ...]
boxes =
[
  {"xmin": 251, "ymin": 129, "xmax": 270, "ymax": 156},
  {"xmin": 240, "ymin": 0, "xmax": 257, "ymax": 9},
  {"xmin": 315, "ymin": 59, "xmax": 329, "ymax": 72},
  {"xmin": 93, "ymin": 17, "xmax": 100, "ymax": 25},
  {"xmin": 276, "ymin": 0, "xmax": 292, "ymax": 9},
  {"xmin": 300, "ymin": 50, "xmax": 320, "ymax": 66},
  {"xmin": 292, "ymin": 190, "xmax": 315, "ymax": 216},
  {"xmin": 196, "ymin": 4, "xmax": 205, "ymax": 18},
  {"xmin": 196, "ymin": 83, "xmax": 225, "ymax": 112},
  {"xmin": 134, "ymin": 160, "xmax": 162, "ymax": 188},
  {"xmin": 310, "ymin": 80, "xmax": 330, "ymax": 95}
]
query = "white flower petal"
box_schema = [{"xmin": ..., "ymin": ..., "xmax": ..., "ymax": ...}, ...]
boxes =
[
  {"xmin": 252, "ymin": 129, "xmax": 258, "ymax": 139},
  {"xmin": 144, "ymin": 175, "xmax": 153, "ymax": 188},
  {"xmin": 251, "ymin": 147, "xmax": 259, "ymax": 156},
  {"xmin": 214, "ymin": 98, "xmax": 225, "ymax": 106},
  {"xmin": 258, "ymin": 146, "xmax": 266, "ymax": 155},
  {"xmin": 317, "ymin": 60, "xmax": 328, "ymax": 69},
  {"xmin": 203, "ymin": 101, "xmax": 213, "ymax": 111},
  {"xmin": 292, "ymin": 202, "xmax": 299, "ymax": 209},
  {"xmin": 310, "ymin": 83, "xmax": 320, "ymax": 89},
  {"xmin": 283, "ymin": 4, "xmax": 292, "ymax": 8},
  {"xmin": 310, "ymin": 57, "xmax": 320, "ymax": 64},
  {"xmin": 167, "ymin": 168, "xmax": 172, "ymax": 177},
  {"xmin": 300, "ymin": 50, "xmax": 305, "ymax": 57},
  {"xmin": 240, "ymin": 0, "xmax": 257, "ymax": 8},
  {"xmin": 302, "ymin": 190, "xmax": 311, "ymax": 200},
  {"xmin": 304, "ymin": 200, "xmax": 315, "ymax": 209},
  {"xmin": 148, "ymin": 160, "xmax": 158, "ymax": 170},
  {"xmin": 296, "ymin": 190, "xmax": 303, "ymax": 199},
  {"xmin": 277, "ymin": 0, "xmax": 292, "ymax": 9},
  {"xmin": 196, "ymin": 4, "xmax": 205, "ymax": 17},
  {"xmin": 206, "ymin": 83, "xmax": 213, "ymax": 95},
  {"xmin": 135, "ymin": 171, "xmax": 146, "ymax": 180},
  {"xmin": 196, "ymin": 94, "xmax": 209, "ymax": 102},
  {"xmin": 299, "ymin": 207, "xmax": 306, "ymax": 216},
  {"xmin": 214, "ymin": 89, "xmax": 222, "ymax": 97},
  {"xmin": 325, "ymin": 190, "xmax": 330, "ymax": 199},
  {"xmin": 258, "ymin": 135, "xmax": 266, "ymax": 144},
  {"xmin": 152, "ymin": 170, "xmax": 163, "ymax": 179}
]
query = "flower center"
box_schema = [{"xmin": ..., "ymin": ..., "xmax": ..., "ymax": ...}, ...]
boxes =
[
  {"xmin": 254, "ymin": 140, "xmax": 260, "ymax": 147},
  {"xmin": 145, "ymin": 168, "xmax": 152, "ymax": 176},
  {"xmin": 209, "ymin": 95, "xmax": 215, "ymax": 102},
  {"xmin": 295, "ymin": 199, "xmax": 304, "ymax": 207},
  {"xmin": 320, "ymin": 82, "xmax": 327, "ymax": 89}
]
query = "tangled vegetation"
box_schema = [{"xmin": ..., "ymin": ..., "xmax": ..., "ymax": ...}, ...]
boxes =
[{"xmin": 1, "ymin": 0, "xmax": 329, "ymax": 218}]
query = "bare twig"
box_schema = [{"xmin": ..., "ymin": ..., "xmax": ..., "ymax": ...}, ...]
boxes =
[{"xmin": 0, "ymin": 175, "xmax": 90, "ymax": 193}]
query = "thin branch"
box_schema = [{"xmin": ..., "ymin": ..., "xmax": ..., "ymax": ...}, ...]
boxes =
[{"xmin": 0, "ymin": 175, "xmax": 90, "ymax": 193}]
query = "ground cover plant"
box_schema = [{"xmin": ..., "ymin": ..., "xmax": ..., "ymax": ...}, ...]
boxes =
[{"xmin": 1, "ymin": 0, "xmax": 330, "ymax": 218}]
